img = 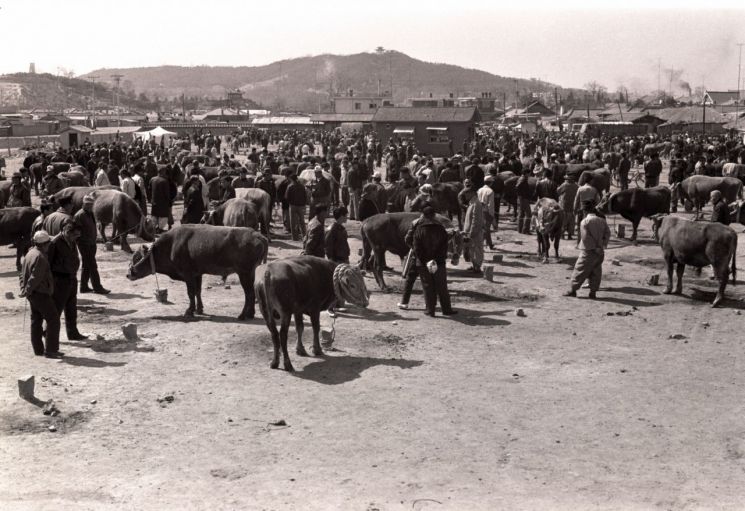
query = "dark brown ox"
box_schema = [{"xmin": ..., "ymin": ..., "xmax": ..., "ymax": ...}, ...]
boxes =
[
  {"xmin": 578, "ymin": 168, "xmax": 611, "ymax": 195},
  {"xmin": 359, "ymin": 212, "xmax": 463, "ymax": 290},
  {"xmin": 531, "ymin": 198, "xmax": 564, "ymax": 263},
  {"xmin": 0, "ymin": 207, "xmax": 41, "ymax": 270},
  {"xmin": 88, "ymin": 189, "xmax": 155, "ymax": 253},
  {"xmin": 678, "ymin": 176, "xmax": 743, "ymax": 218},
  {"xmin": 202, "ymin": 198, "xmax": 258, "ymax": 230},
  {"xmin": 655, "ymin": 215, "xmax": 737, "ymax": 307},
  {"xmin": 596, "ymin": 186, "xmax": 671, "ymax": 242},
  {"xmin": 58, "ymin": 171, "xmax": 90, "ymax": 188},
  {"xmin": 407, "ymin": 182, "xmax": 464, "ymax": 229},
  {"xmin": 255, "ymin": 256, "xmax": 369, "ymax": 371},
  {"xmin": 127, "ymin": 225, "xmax": 268, "ymax": 319}
]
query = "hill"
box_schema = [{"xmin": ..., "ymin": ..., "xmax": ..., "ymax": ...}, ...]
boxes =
[
  {"xmin": 0, "ymin": 72, "xmax": 153, "ymax": 111},
  {"xmin": 83, "ymin": 51, "xmax": 581, "ymax": 112}
]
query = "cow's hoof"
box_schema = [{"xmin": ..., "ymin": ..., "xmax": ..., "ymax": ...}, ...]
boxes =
[
  {"xmin": 270, "ymin": 361, "xmax": 279, "ymax": 369},
  {"xmin": 313, "ymin": 347, "xmax": 324, "ymax": 356},
  {"xmin": 284, "ymin": 364, "xmax": 295, "ymax": 372},
  {"xmin": 184, "ymin": 309, "xmax": 195, "ymax": 318},
  {"xmin": 296, "ymin": 347, "xmax": 309, "ymax": 357},
  {"xmin": 662, "ymin": 288, "xmax": 673, "ymax": 295},
  {"xmin": 238, "ymin": 313, "xmax": 254, "ymax": 321},
  {"xmin": 673, "ymin": 289, "xmax": 683, "ymax": 295},
  {"xmin": 196, "ymin": 307, "xmax": 204, "ymax": 315}
]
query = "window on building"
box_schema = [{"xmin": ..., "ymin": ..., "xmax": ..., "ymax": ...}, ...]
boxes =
[
  {"xmin": 369, "ymin": 103, "xmax": 376, "ymax": 109},
  {"xmin": 427, "ymin": 127, "xmax": 450, "ymax": 144},
  {"xmin": 354, "ymin": 102, "xmax": 361, "ymax": 110}
]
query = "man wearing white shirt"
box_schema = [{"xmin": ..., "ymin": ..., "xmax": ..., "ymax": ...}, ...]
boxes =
[
  {"xmin": 94, "ymin": 165, "xmax": 110, "ymax": 187},
  {"xmin": 119, "ymin": 169, "xmax": 136, "ymax": 198},
  {"xmin": 477, "ymin": 179, "xmax": 496, "ymax": 250}
]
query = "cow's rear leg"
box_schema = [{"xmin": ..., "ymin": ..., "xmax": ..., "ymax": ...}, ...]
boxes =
[
  {"xmin": 663, "ymin": 255, "xmax": 675, "ymax": 295},
  {"xmin": 553, "ymin": 234, "xmax": 560, "ymax": 259},
  {"xmin": 279, "ymin": 315, "xmax": 294, "ymax": 371},
  {"xmin": 99, "ymin": 222, "xmax": 108, "ymax": 243},
  {"xmin": 674, "ymin": 263, "xmax": 685, "ymax": 295},
  {"xmin": 237, "ymin": 272, "xmax": 256, "ymax": 320},
  {"xmin": 294, "ymin": 312, "xmax": 308, "ymax": 357},
  {"xmin": 631, "ymin": 218, "xmax": 640, "ymax": 243},
  {"xmin": 184, "ymin": 280, "xmax": 197, "ymax": 317},
  {"xmin": 120, "ymin": 234, "xmax": 133, "ymax": 253},
  {"xmin": 373, "ymin": 248, "xmax": 389, "ymax": 291},
  {"xmin": 195, "ymin": 275, "xmax": 204, "ymax": 314},
  {"xmin": 310, "ymin": 311, "xmax": 323, "ymax": 356},
  {"xmin": 268, "ymin": 320, "xmax": 281, "ymax": 369}
]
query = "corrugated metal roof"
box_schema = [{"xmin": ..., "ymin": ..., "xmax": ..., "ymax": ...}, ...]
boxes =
[
  {"xmin": 251, "ymin": 116, "xmax": 317, "ymax": 125},
  {"xmin": 310, "ymin": 113, "xmax": 375, "ymax": 123},
  {"xmin": 660, "ymin": 106, "xmax": 726, "ymax": 124},
  {"xmin": 372, "ymin": 107, "xmax": 478, "ymax": 123}
]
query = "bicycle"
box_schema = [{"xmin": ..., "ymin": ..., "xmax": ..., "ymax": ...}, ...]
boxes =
[{"xmin": 610, "ymin": 167, "xmax": 644, "ymax": 189}]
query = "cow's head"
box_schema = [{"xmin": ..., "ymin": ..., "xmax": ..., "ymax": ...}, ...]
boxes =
[
  {"xmin": 127, "ymin": 244, "xmax": 154, "ymax": 281},
  {"xmin": 596, "ymin": 192, "xmax": 613, "ymax": 215},
  {"xmin": 201, "ymin": 209, "xmax": 215, "ymax": 225},
  {"xmin": 333, "ymin": 264, "xmax": 369, "ymax": 308},
  {"xmin": 137, "ymin": 214, "xmax": 156, "ymax": 242},
  {"xmin": 649, "ymin": 213, "xmax": 667, "ymax": 242},
  {"xmin": 447, "ymin": 228, "xmax": 463, "ymax": 266}
]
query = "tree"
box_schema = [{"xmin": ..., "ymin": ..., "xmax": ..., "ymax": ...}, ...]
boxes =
[{"xmin": 584, "ymin": 81, "xmax": 608, "ymax": 104}]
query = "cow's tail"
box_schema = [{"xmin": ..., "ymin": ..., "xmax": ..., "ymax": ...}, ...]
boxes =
[
  {"xmin": 255, "ymin": 268, "xmax": 271, "ymax": 322},
  {"xmin": 731, "ymin": 234, "xmax": 737, "ymax": 285},
  {"xmin": 359, "ymin": 223, "xmax": 372, "ymax": 271}
]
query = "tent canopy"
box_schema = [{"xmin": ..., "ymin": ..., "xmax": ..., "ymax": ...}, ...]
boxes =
[{"xmin": 134, "ymin": 126, "xmax": 178, "ymax": 142}]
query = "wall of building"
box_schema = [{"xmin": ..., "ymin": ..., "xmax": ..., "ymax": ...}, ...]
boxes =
[
  {"xmin": 374, "ymin": 122, "xmax": 473, "ymax": 157},
  {"xmin": 333, "ymin": 97, "xmax": 392, "ymax": 114}
]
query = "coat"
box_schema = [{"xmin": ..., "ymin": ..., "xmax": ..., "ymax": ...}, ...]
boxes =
[{"xmin": 149, "ymin": 176, "xmax": 172, "ymax": 218}]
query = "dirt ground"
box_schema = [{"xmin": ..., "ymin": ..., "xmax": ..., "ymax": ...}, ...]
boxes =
[{"xmin": 2, "ymin": 156, "xmax": 745, "ymax": 510}]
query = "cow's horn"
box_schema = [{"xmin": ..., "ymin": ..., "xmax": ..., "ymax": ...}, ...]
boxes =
[{"xmin": 333, "ymin": 264, "xmax": 369, "ymax": 308}]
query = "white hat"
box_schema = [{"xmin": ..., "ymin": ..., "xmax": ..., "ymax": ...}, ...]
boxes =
[{"xmin": 33, "ymin": 230, "xmax": 51, "ymax": 244}]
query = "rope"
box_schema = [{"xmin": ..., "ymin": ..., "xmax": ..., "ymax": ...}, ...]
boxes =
[{"xmin": 149, "ymin": 248, "xmax": 160, "ymax": 291}]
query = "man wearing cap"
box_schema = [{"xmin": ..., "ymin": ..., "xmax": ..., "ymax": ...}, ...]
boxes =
[
  {"xmin": 618, "ymin": 151, "xmax": 631, "ymax": 190},
  {"xmin": 19, "ymin": 230, "xmax": 61, "ymax": 357},
  {"xmin": 478, "ymin": 177, "xmax": 496, "ymax": 250},
  {"xmin": 149, "ymin": 167, "xmax": 172, "ymax": 233},
  {"xmin": 31, "ymin": 202, "xmax": 53, "ymax": 234},
  {"xmin": 346, "ymin": 161, "xmax": 363, "ymax": 220},
  {"xmin": 573, "ymin": 177, "xmax": 601, "ymax": 246},
  {"xmin": 43, "ymin": 167, "xmax": 64, "ymax": 197},
  {"xmin": 302, "ymin": 204, "xmax": 327, "ymax": 257},
  {"xmin": 644, "ymin": 152, "xmax": 662, "ymax": 188},
  {"xmin": 43, "ymin": 196, "xmax": 74, "ymax": 236},
  {"xmin": 47, "ymin": 222, "xmax": 87, "ymax": 340},
  {"xmin": 309, "ymin": 167, "xmax": 331, "ymax": 221},
  {"xmin": 8, "ymin": 171, "xmax": 31, "ymax": 207},
  {"xmin": 515, "ymin": 168, "xmax": 533, "ymax": 234},
  {"xmin": 403, "ymin": 204, "xmax": 457, "ymax": 317},
  {"xmin": 232, "ymin": 167, "xmax": 254, "ymax": 189},
  {"xmin": 325, "ymin": 206, "xmax": 350, "ymax": 264},
  {"xmin": 119, "ymin": 168, "xmax": 136, "ymax": 198},
  {"xmin": 557, "ymin": 174, "xmax": 579, "ymax": 240},
  {"xmin": 285, "ymin": 173, "xmax": 308, "ymax": 241},
  {"xmin": 563, "ymin": 200, "xmax": 610, "ymax": 299},
  {"xmin": 465, "ymin": 156, "xmax": 485, "ymax": 189},
  {"xmin": 74, "ymin": 194, "xmax": 110, "ymax": 294},
  {"xmin": 710, "ymin": 190, "xmax": 731, "ymax": 225}
]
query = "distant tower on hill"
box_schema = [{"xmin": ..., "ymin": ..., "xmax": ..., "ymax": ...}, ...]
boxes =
[{"xmin": 29, "ymin": 63, "xmax": 36, "ymax": 74}]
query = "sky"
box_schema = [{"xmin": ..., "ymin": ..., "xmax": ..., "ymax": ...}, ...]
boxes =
[{"xmin": 1, "ymin": 0, "xmax": 744, "ymax": 94}]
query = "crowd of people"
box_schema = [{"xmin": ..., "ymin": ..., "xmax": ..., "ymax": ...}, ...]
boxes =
[{"xmin": 7, "ymin": 125, "xmax": 745, "ymax": 358}]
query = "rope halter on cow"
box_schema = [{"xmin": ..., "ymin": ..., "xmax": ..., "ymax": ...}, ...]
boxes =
[{"xmin": 333, "ymin": 264, "xmax": 369, "ymax": 308}]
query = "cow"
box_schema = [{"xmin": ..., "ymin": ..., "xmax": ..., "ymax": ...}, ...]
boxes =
[
  {"xmin": 502, "ymin": 175, "xmax": 537, "ymax": 220},
  {"xmin": 51, "ymin": 185, "xmax": 120, "ymax": 213},
  {"xmin": 235, "ymin": 187, "xmax": 272, "ymax": 240},
  {"xmin": 531, "ymin": 198, "xmax": 564, "ymax": 263},
  {"xmin": 578, "ymin": 168, "xmax": 611, "ymax": 195},
  {"xmin": 643, "ymin": 142, "xmax": 672, "ymax": 158},
  {"xmin": 0, "ymin": 207, "xmax": 41, "ymax": 270},
  {"xmin": 678, "ymin": 176, "xmax": 743, "ymax": 219},
  {"xmin": 127, "ymin": 225, "xmax": 268, "ymax": 319},
  {"xmin": 407, "ymin": 182, "xmax": 464, "ymax": 228},
  {"xmin": 359, "ymin": 212, "xmax": 463, "ymax": 290},
  {"xmin": 58, "ymin": 171, "xmax": 90, "ymax": 188},
  {"xmin": 0, "ymin": 181, "xmax": 11, "ymax": 208},
  {"xmin": 255, "ymin": 256, "xmax": 369, "ymax": 371},
  {"xmin": 722, "ymin": 162, "xmax": 745, "ymax": 181},
  {"xmin": 88, "ymin": 189, "xmax": 155, "ymax": 253},
  {"xmin": 596, "ymin": 186, "xmax": 671, "ymax": 242},
  {"xmin": 202, "ymin": 198, "xmax": 258, "ymax": 230},
  {"xmin": 655, "ymin": 215, "xmax": 737, "ymax": 307},
  {"xmin": 383, "ymin": 181, "xmax": 417, "ymax": 212}
]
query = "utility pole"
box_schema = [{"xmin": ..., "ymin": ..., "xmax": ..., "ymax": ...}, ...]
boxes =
[
  {"xmin": 88, "ymin": 75, "xmax": 99, "ymax": 129},
  {"xmin": 111, "ymin": 74, "xmax": 123, "ymax": 127},
  {"xmin": 657, "ymin": 58, "xmax": 661, "ymax": 102},
  {"xmin": 737, "ymin": 43, "xmax": 743, "ymax": 129}
]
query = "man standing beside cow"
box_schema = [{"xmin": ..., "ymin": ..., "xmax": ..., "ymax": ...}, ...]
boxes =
[
  {"xmin": 563, "ymin": 200, "xmax": 610, "ymax": 299},
  {"xmin": 74, "ymin": 195, "xmax": 110, "ymax": 295}
]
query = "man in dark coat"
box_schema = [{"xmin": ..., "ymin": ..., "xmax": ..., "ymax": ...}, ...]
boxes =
[
  {"xmin": 43, "ymin": 167, "xmax": 64, "ymax": 197},
  {"xmin": 644, "ymin": 153, "xmax": 662, "ymax": 188},
  {"xmin": 438, "ymin": 162, "xmax": 460, "ymax": 183},
  {"xmin": 181, "ymin": 174, "xmax": 205, "ymax": 224},
  {"xmin": 149, "ymin": 167, "xmax": 172, "ymax": 233},
  {"xmin": 516, "ymin": 168, "xmax": 533, "ymax": 234},
  {"xmin": 285, "ymin": 174, "xmax": 308, "ymax": 241},
  {"xmin": 74, "ymin": 194, "xmax": 110, "ymax": 294},
  {"xmin": 303, "ymin": 204, "xmax": 327, "ymax": 257},
  {"xmin": 535, "ymin": 169, "xmax": 558, "ymax": 200},
  {"xmin": 465, "ymin": 156, "xmax": 485, "ymax": 189},
  {"xmin": 325, "ymin": 206, "xmax": 350, "ymax": 264},
  {"xmin": 309, "ymin": 167, "xmax": 331, "ymax": 221},
  {"xmin": 618, "ymin": 151, "xmax": 631, "ymax": 190},
  {"xmin": 8, "ymin": 172, "xmax": 32, "ymax": 207},
  {"xmin": 47, "ymin": 222, "xmax": 87, "ymax": 341},
  {"xmin": 404, "ymin": 204, "xmax": 457, "ymax": 317}
]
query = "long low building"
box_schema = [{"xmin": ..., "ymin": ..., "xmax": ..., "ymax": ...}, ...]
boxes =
[
  {"xmin": 58, "ymin": 125, "xmax": 142, "ymax": 148},
  {"xmin": 372, "ymin": 107, "xmax": 480, "ymax": 157},
  {"xmin": 310, "ymin": 113, "xmax": 375, "ymax": 130}
]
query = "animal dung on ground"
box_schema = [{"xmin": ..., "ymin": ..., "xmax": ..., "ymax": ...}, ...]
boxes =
[
  {"xmin": 647, "ymin": 274, "xmax": 660, "ymax": 286},
  {"xmin": 611, "ymin": 259, "xmax": 621, "ymax": 266},
  {"xmin": 154, "ymin": 289, "xmax": 168, "ymax": 303},
  {"xmin": 5, "ymin": 291, "xmax": 14, "ymax": 299},
  {"xmin": 17, "ymin": 374, "xmax": 34, "ymax": 400},
  {"xmin": 616, "ymin": 225, "xmax": 625, "ymax": 239},
  {"xmin": 483, "ymin": 266, "xmax": 494, "ymax": 282},
  {"xmin": 224, "ymin": 285, "xmax": 231, "ymax": 290},
  {"xmin": 669, "ymin": 334, "xmax": 687, "ymax": 340},
  {"xmin": 121, "ymin": 323, "xmax": 138, "ymax": 340},
  {"xmin": 104, "ymin": 241, "xmax": 114, "ymax": 251},
  {"xmin": 321, "ymin": 328, "xmax": 334, "ymax": 344},
  {"xmin": 491, "ymin": 254, "xmax": 503, "ymax": 263},
  {"xmin": 515, "ymin": 308, "xmax": 526, "ymax": 317}
]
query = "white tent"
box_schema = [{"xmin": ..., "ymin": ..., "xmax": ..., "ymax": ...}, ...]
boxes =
[{"xmin": 134, "ymin": 126, "xmax": 179, "ymax": 143}]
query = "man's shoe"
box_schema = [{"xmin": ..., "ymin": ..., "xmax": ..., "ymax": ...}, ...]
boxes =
[
  {"xmin": 80, "ymin": 287, "xmax": 93, "ymax": 294},
  {"xmin": 588, "ymin": 291, "xmax": 597, "ymax": 299},
  {"xmin": 424, "ymin": 311, "xmax": 436, "ymax": 317},
  {"xmin": 562, "ymin": 290, "xmax": 577, "ymax": 297},
  {"xmin": 44, "ymin": 351, "xmax": 64, "ymax": 359},
  {"xmin": 442, "ymin": 309, "xmax": 458, "ymax": 316},
  {"xmin": 93, "ymin": 288, "xmax": 111, "ymax": 295},
  {"xmin": 397, "ymin": 303, "xmax": 409, "ymax": 310},
  {"xmin": 67, "ymin": 332, "xmax": 88, "ymax": 341}
]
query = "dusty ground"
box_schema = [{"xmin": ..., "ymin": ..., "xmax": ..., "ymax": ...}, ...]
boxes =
[{"xmin": 2, "ymin": 157, "xmax": 745, "ymax": 510}]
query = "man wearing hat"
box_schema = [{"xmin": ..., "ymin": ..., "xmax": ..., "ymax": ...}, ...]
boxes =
[
  {"xmin": 309, "ymin": 166, "xmax": 331, "ymax": 221},
  {"xmin": 47, "ymin": 221, "xmax": 87, "ymax": 341},
  {"xmin": 478, "ymin": 176, "xmax": 496, "ymax": 250},
  {"xmin": 31, "ymin": 201, "xmax": 53, "ymax": 234},
  {"xmin": 285, "ymin": 173, "xmax": 308, "ymax": 241},
  {"xmin": 232, "ymin": 167, "xmax": 254, "ymax": 190},
  {"xmin": 557, "ymin": 174, "xmax": 579, "ymax": 240},
  {"xmin": 460, "ymin": 181, "xmax": 484, "ymax": 273},
  {"xmin": 8, "ymin": 171, "xmax": 31, "ymax": 207},
  {"xmin": 302, "ymin": 204, "xmax": 327, "ymax": 257},
  {"xmin": 43, "ymin": 166, "xmax": 64, "ymax": 197},
  {"xmin": 19, "ymin": 230, "xmax": 62, "ymax": 357},
  {"xmin": 563, "ymin": 200, "xmax": 610, "ymax": 299},
  {"xmin": 515, "ymin": 168, "xmax": 533, "ymax": 235},
  {"xmin": 74, "ymin": 194, "xmax": 110, "ymax": 294}
]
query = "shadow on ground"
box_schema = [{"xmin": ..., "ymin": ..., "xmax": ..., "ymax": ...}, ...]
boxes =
[{"xmin": 293, "ymin": 355, "xmax": 424, "ymax": 385}]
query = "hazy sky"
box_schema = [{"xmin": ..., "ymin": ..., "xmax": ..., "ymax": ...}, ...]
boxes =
[{"xmin": 1, "ymin": 0, "xmax": 744, "ymax": 94}]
